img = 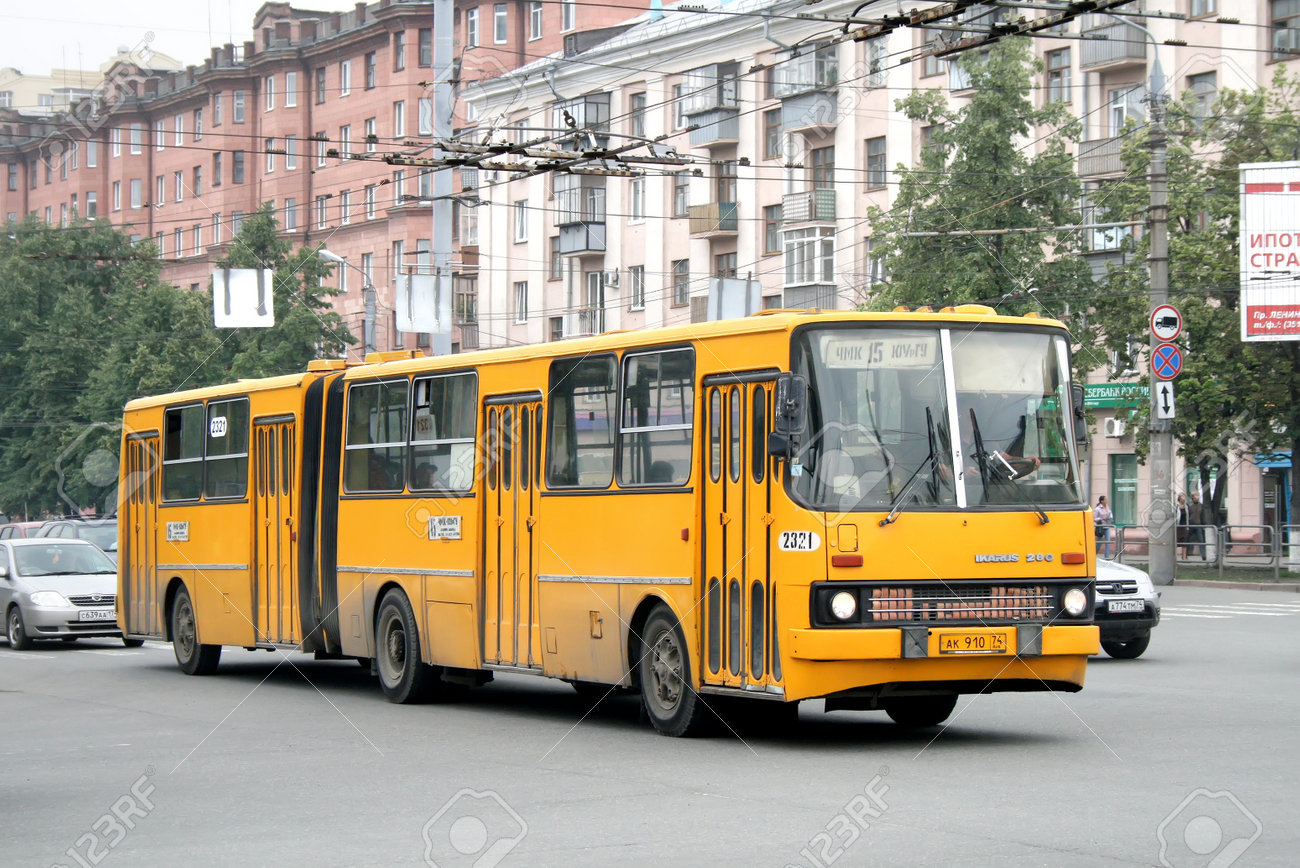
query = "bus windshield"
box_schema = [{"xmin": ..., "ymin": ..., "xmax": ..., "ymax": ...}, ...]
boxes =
[{"xmin": 792, "ymin": 326, "xmax": 1083, "ymax": 513}]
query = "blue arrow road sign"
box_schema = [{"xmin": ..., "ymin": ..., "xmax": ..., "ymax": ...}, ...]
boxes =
[{"xmin": 1152, "ymin": 342, "xmax": 1182, "ymax": 380}]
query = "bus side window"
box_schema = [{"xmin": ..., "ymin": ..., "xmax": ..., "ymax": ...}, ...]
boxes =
[
  {"xmin": 618, "ymin": 348, "xmax": 694, "ymax": 486},
  {"xmin": 410, "ymin": 372, "xmax": 477, "ymax": 491},
  {"xmin": 546, "ymin": 354, "xmax": 616, "ymax": 489},
  {"xmin": 343, "ymin": 379, "xmax": 408, "ymax": 493},
  {"xmin": 162, "ymin": 404, "xmax": 204, "ymax": 501}
]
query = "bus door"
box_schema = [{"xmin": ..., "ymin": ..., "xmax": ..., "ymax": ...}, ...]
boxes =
[
  {"xmin": 122, "ymin": 433, "xmax": 160, "ymax": 635},
  {"xmin": 483, "ymin": 394, "xmax": 544, "ymax": 669},
  {"xmin": 253, "ymin": 417, "xmax": 298, "ymax": 645},
  {"xmin": 701, "ymin": 375, "xmax": 781, "ymax": 691}
]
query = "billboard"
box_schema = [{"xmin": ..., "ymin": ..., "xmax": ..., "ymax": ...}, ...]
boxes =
[{"xmin": 1240, "ymin": 161, "xmax": 1300, "ymax": 341}]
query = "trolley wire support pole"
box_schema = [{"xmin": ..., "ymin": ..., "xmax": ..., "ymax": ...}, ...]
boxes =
[
  {"xmin": 432, "ymin": 0, "xmax": 454, "ymax": 356},
  {"xmin": 1132, "ymin": 18, "xmax": 1176, "ymax": 587}
]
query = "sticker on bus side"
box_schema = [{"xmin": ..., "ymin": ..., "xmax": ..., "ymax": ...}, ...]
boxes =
[
  {"xmin": 209, "ymin": 416, "xmax": 227, "ymax": 438},
  {"xmin": 429, "ymin": 515, "xmax": 461, "ymax": 540},
  {"xmin": 166, "ymin": 521, "xmax": 189, "ymax": 542},
  {"xmin": 778, "ymin": 530, "xmax": 821, "ymax": 552}
]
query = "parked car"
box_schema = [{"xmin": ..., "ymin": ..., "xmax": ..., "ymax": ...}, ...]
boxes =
[
  {"xmin": 35, "ymin": 517, "xmax": 118, "ymax": 561},
  {"xmin": 0, "ymin": 521, "xmax": 44, "ymax": 540},
  {"xmin": 0, "ymin": 538, "xmax": 139, "ymax": 649},
  {"xmin": 1093, "ymin": 559, "xmax": 1161, "ymax": 659}
]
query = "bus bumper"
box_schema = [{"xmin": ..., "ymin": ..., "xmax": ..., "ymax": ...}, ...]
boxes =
[{"xmin": 788, "ymin": 623, "xmax": 1099, "ymax": 661}]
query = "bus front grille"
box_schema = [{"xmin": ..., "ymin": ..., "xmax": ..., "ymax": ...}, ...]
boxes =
[{"xmin": 865, "ymin": 584, "xmax": 1053, "ymax": 623}]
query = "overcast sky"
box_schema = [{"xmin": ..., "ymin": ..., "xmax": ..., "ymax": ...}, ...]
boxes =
[{"xmin": 1, "ymin": 0, "xmax": 377, "ymax": 76}]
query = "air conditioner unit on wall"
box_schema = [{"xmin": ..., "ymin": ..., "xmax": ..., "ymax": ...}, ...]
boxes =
[
  {"xmin": 603, "ymin": 269, "xmax": 619, "ymax": 287},
  {"xmin": 1104, "ymin": 417, "xmax": 1127, "ymax": 438}
]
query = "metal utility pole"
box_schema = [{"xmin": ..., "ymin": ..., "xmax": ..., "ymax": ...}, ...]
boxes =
[
  {"xmin": 431, "ymin": 0, "xmax": 453, "ymax": 356},
  {"xmin": 1134, "ymin": 21, "xmax": 1176, "ymax": 586}
]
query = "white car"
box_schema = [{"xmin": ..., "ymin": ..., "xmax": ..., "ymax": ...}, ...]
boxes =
[
  {"xmin": 0, "ymin": 538, "xmax": 140, "ymax": 649},
  {"xmin": 1093, "ymin": 559, "xmax": 1161, "ymax": 659}
]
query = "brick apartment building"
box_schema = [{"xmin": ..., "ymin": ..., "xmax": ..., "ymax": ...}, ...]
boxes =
[{"xmin": 0, "ymin": 0, "xmax": 649, "ymax": 357}]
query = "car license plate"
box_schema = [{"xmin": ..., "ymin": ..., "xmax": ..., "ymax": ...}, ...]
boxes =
[
  {"xmin": 78, "ymin": 609, "xmax": 116, "ymax": 622},
  {"xmin": 1107, "ymin": 599, "xmax": 1145, "ymax": 614},
  {"xmin": 937, "ymin": 631, "xmax": 1009, "ymax": 654}
]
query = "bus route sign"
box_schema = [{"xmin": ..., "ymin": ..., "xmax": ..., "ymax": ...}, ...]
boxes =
[{"xmin": 1151, "ymin": 343, "xmax": 1183, "ymax": 381}]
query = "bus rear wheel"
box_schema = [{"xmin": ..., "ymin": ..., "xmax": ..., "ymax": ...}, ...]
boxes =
[
  {"xmin": 171, "ymin": 586, "xmax": 221, "ymax": 675},
  {"xmin": 374, "ymin": 590, "xmax": 439, "ymax": 703},
  {"xmin": 638, "ymin": 605, "xmax": 706, "ymax": 737},
  {"xmin": 884, "ymin": 694, "xmax": 957, "ymax": 727}
]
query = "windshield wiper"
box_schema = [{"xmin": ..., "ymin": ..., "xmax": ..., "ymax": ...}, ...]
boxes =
[
  {"xmin": 879, "ymin": 408, "xmax": 940, "ymax": 527},
  {"xmin": 968, "ymin": 409, "xmax": 1049, "ymax": 525}
]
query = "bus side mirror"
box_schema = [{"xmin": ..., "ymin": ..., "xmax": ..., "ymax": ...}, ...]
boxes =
[
  {"xmin": 1071, "ymin": 384, "xmax": 1089, "ymax": 445},
  {"xmin": 769, "ymin": 373, "xmax": 808, "ymax": 457}
]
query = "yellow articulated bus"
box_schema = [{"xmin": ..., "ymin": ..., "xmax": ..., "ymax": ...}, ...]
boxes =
[{"xmin": 118, "ymin": 307, "xmax": 1099, "ymax": 736}]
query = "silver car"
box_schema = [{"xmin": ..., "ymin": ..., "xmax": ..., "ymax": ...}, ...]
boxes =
[
  {"xmin": 1093, "ymin": 559, "xmax": 1161, "ymax": 659},
  {"xmin": 0, "ymin": 538, "xmax": 141, "ymax": 649}
]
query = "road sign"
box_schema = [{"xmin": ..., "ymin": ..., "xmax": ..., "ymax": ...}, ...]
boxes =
[
  {"xmin": 1150, "ymin": 304, "xmax": 1182, "ymax": 342},
  {"xmin": 1155, "ymin": 382, "xmax": 1176, "ymax": 420},
  {"xmin": 1151, "ymin": 342, "xmax": 1183, "ymax": 380}
]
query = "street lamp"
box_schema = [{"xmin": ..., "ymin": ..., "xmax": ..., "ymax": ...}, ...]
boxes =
[{"xmin": 318, "ymin": 246, "xmax": 377, "ymax": 354}]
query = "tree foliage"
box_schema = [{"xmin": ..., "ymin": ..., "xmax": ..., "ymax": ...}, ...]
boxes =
[
  {"xmin": 0, "ymin": 207, "xmax": 352, "ymax": 517},
  {"xmin": 866, "ymin": 37, "xmax": 1092, "ymax": 317}
]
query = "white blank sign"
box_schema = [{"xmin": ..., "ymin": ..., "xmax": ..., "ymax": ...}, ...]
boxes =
[{"xmin": 212, "ymin": 268, "xmax": 275, "ymax": 328}]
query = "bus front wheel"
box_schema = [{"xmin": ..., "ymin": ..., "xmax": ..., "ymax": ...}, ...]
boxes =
[
  {"xmin": 374, "ymin": 590, "xmax": 439, "ymax": 703},
  {"xmin": 171, "ymin": 586, "xmax": 221, "ymax": 675},
  {"xmin": 638, "ymin": 606, "xmax": 706, "ymax": 737}
]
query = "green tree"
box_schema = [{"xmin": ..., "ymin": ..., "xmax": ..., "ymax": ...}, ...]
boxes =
[
  {"xmin": 1090, "ymin": 67, "xmax": 1300, "ymax": 525},
  {"xmin": 866, "ymin": 37, "xmax": 1091, "ymax": 318}
]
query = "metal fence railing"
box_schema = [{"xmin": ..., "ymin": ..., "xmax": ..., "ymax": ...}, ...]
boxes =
[{"xmin": 1100, "ymin": 523, "xmax": 1300, "ymax": 581}]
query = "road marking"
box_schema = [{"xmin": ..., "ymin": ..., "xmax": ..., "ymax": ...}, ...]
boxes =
[
  {"xmin": 74, "ymin": 649, "xmax": 137, "ymax": 657},
  {"xmin": 1163, "ymin": 602, "xmax": 1300, "ymax": 619},
  {"xmin": 1161, "ymin": 612, "xmax": 1231, "ymax": 619}
]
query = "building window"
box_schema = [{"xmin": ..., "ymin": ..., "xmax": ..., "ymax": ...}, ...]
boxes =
[
  {"xmin": 549, "ymin": 236, "xmax": 562, "ymax": 280},
  {"xmin": 86, "ymin": 191, "xmax": 97, "ymax": 217},
  {"xmin": 363, "ymin": 117, "xmax": 376, "ymax": 153},
  {"xmin": 339, "ymin": 60, "xmax": 352, "ymax": 96},
  {"xmin": 315, "ymin": 132, "xmax": 327, "ymax": 167},
  {"xmin": 233, "ymin": 90, "xmax": 246, "ymax": 122},
  {"xmin": 865, "ymin": 137, "xmax": 886, "ymax": 189},
  {"xmin": 265, "ymin": 74, "xmax": 275, "ymax": 110},
  {"xmin": 1191, "ymin": 0, "xmax": 1217, "ymax": 17},
  {"xmin": 155, "ymin": 175, "xmax": 164, "ymax": 205},
  {"xmin": 193, "ymin": 224, "xmax": 202, "ymax": 254},
  {"xmin": 285, "ymin": 135, "xmax": 297, "ymax": 170},
  {"xmin": 514, "ymin": 199, "xmax": 529, "ymax": 242},
  {"xmin": 1109, "ymin": 86, "xmax": 1145, "ymax": 135},
  {"xmin": 232, "ymin": 211, "xmax": 245, "ymax": 235},
  {"xmin": 340, "ymin": 124, "xmax": 351, "ymax": 159},
  {"xmin": 174, "ymin": 170, "xmax": 184, "ymax": 201},
  {"xmin": 112, "ymin": 180, "xmax": 121, "ymax": 210},
  {"xmin": 174, "ymin": 113, "xmax": 184, "ymax": 145},
  {"xmin": 393, "ymin": 100, "xmax": 406, "ymax": 138},
  {"xmin": 561, "ymin": 0, "xmax": 575, "ymax": 31},
  {"xmin": 214, "ymin": 213, "xmax": 222, "ymax": 244},
  {"xmin": 673, "ymin": 171, "xmax": 689, "ymax": 217},
  {"xmin": 316, "ymin": 195, "xmax": 328, "ymax": 229},
  {"xmin": 922, "ymin": 29, "xmax": 943, "ymax": 77},
  {"xmin": 365, "ymin": 185, "xmax": 377, "ymax": 219},
  {"xmin": 266, "ymin": 138, "xmax": 276, "ymax": 173},
  {"xmin": 628, "ymin": 265, "xmax": 646, "ymax": 309},
  {"xmin": 233, "ymin": 150, "xmax": 245, "ymax": 184},
  {"xmin": 192, "ymin": 165, "xmax": 202, "ymax": 196},
  {"xmin": 1046, "ymin": 49, "xmax": 1071, "ymax": 104},
  {"xmin": 763, "ymin": 204, "xmax": 782, "ymax": 254},
  {"xmin": 175, "ymin": 227, "xmax": 184, "ymax": 259},
  {"xmin": 672, "ymin": 259, "xmax": 690, "ymax": 306},
  {"xmin": 340, "ymin": 189, "xmax": 352, "ymax": 225},
  {"xmin": 418, "ymin": 28, "xmax": 433, "ymax": 66},
  {"xmin": 86, "ymin": 140, "xmax": 98, "ymax": 167},
  {"xmin": 285, "ymin": 71, "xmax": 297, "ymax": 107},
  {"xmin": 154, "ymin": 119, "xmax": 164, "ymax": 151},
  {"xmin": 315, "ymin": 67, "xmax": 326, "ymax": 104},
  {"xmin": 630, "ymin": 92, "xmax": 646, "ymax": 138},
  {"xmin": 672, "ymin": 84, "xmax": 687, "ymax": 129},
  {"xmin": 715, "ymin": 252, "xmax": 738, "ymax": 279},
  {"xmin": 5, "ymin": 163, "xmax": 15, "ymax": 191},
  {"xmin": 130, "ymin": 123, "xmax": 143, "ymax": 154},
  {"xmin": 364, "ymin": 52, "xmax": 377, "ymax": 90},
  {"xmin": 155, "ymin": 231, "xmax": 164, "ymax": 257},
  {"xmin": 866, "ymin": 37, "xmax": 886, "ymax": 88},
  {"xmin": 715, "ymin": 161, "xmax": 737, "ymax": 203},
  {"xmin": 418, "ymin": 98, "xmax": 433, "ymax": 135},
  {"xmin": 1189, "ymin": 71, "xmax": 1217, "ymax": 121},
  {"xmin": 129, "ymin": 178, "xmax": 142, "ymax": 209},
  {"xmin": 193, "ymin": 108, "xmax": 203, "ymax": 140},
  {"xmin": 494, "ymin": 4, "xmax": 508, "ymax": 43},
  {"xmin": 763, "ymin": 108, "xmax": 782, "ymax": 160},
  {"xmin": 392, "ymin": 170, "xmax": 406, "ymax": 202},
  {"xmin": 811, "ymin": 146, "xmax": 835, "ymax": 189},
  {"xmin": 285, "ymin": 198, "xmax": 297, "ymax": 230},
  {"xmin": 111, "ymin": 127, "xmax": 121, "ymax": 157},
  {"xmin": 514, "ymin": 281, "xmax": 529, "ymax": 323},
  {"xmin": 393, "ymin": 31, "xmax": 406, "ymax": 70},
  {"xmin": 784, "ymin": 227, "xmax": 835, "ymax": 286},
  {"xmin": 466, "ymin": 8, "xmax": 479, "ymax": 47},
  {"xmin": 213, "ymin": 152, "xmax": 223, "ymax": 186},
  {"xmin": 865, "ymin": 237, "xmax": 886, "ymax": 291},
  {"xmin": 529, "ymin": 1, "xmax": 543, "ymax": 39},
  {"xmin": 629, "ymin": 178, "xmax": 646, "ymax": 222},
  {"xmin": 214, "ymin": 92, "xmax": 224, "ymax": 127}
]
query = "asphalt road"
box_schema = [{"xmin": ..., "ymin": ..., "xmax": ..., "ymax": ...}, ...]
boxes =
[{"xmin": 3, "ymin": 584, "xmax": 1297, "ymax": 867}]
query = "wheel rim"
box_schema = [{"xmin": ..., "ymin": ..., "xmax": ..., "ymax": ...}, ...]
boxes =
[
  {"xmin": 8, "ymin": 610, "xmax": 19, "ymax": 645},
  {"xmin": 647, "ymin": 626, "xmax": 684, "ymax": 714},
  {"xmin": 175, "ymin": 598, "xmax": 196, "ymax": 661},
  {"xmin": 377, "ymin": 610, "xmax": 406, "ymax": 687}
]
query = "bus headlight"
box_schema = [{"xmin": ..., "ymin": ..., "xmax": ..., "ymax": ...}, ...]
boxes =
[
  {"xmin": 1062, "ymin": 587, "xmax": 1088, "ymax": 616},
  {"xmin": 830, "ymin": 591, "xmax": 857, "ymax": 621}
]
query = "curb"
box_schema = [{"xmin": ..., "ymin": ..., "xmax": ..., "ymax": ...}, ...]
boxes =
[{"xmin": 1173, "ymin": 580, "xmax": 1300, "ymax": 592}]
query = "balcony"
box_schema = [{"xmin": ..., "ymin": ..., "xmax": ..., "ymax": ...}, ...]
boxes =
[
  {"xmin": 567, "ymin": 306, "xmax": 606, "ymax": 337},
  {"xmin": 781, "ymin": 91, "xmax": 837, "ymax": 134},
  {"xmin": 551, "ymin": 93, "xmax": 611, "ymax": 147},
  {"xmin": 1078, "ymin": 137, "xmax": 1124, "ymax": 177},
  {"xmin": 783, "ymin": 284, "xmax": 839, "ymax": 311},
  {"xmin": 688, "ymin": 202, "xmax": 739, "ymax": 237},
  {"xmin": 558, "ymin": 223, "xmax": 606, "ymax": 255},
  {"xmin": 782, "ymin": 189, "xmax": 835, "ymax": 225},
  {"xmin": 1080, "ymin": 20, "xmax": 1147, "ymax": 69},
  {"xmin": 688, "ymin": 107, "xmax": 741, "ymax": 147}
]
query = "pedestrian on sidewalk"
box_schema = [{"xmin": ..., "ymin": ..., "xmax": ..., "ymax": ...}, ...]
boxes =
[
  {"xmin": 1188, "ymin": 491, "xmax": 1208, "ymax": 560},
  {"xmin": 1094, "ymin": 495, "xmax": 1114, "ymax": 559}
]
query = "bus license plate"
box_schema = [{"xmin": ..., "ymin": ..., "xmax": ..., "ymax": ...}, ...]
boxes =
[
  {"xmin": 1107, "ymin": 599, "xmax": 1145, "ymax": 613},
  {"xmin": 78, "ymin": 609, "xmax": 116, "ymax": 622},
  {"xmin": 937, "ymin": 631, "xmax": 1009, "ymax": 654}
]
